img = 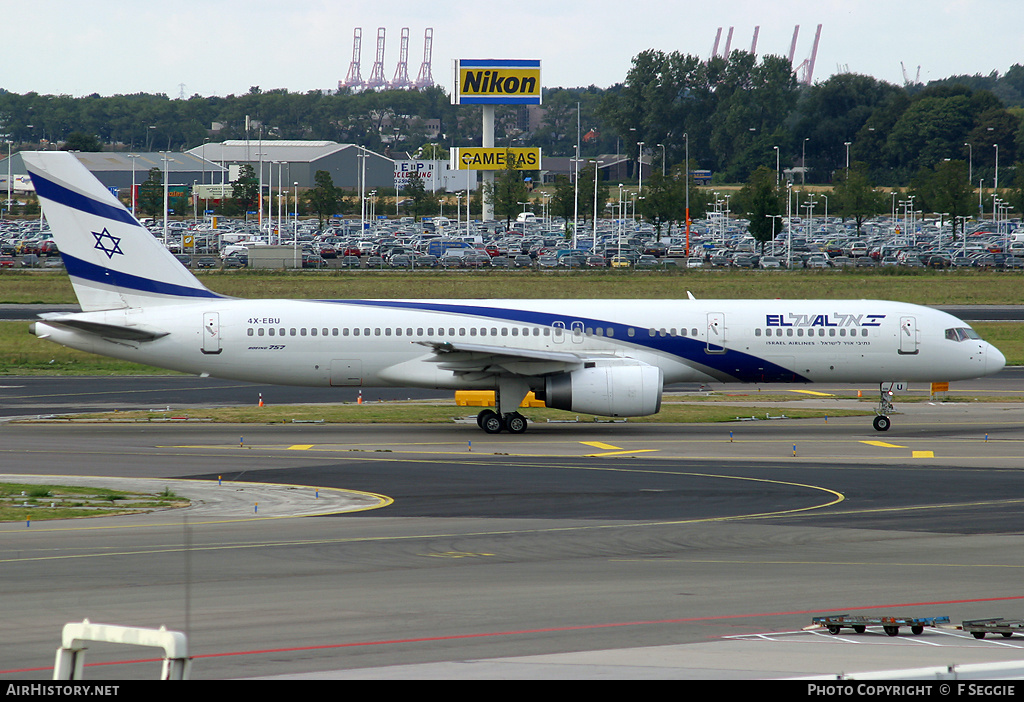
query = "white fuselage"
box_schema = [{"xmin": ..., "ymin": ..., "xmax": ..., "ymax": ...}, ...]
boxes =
[{"xmin": 34, "ymin": 297, "xmax": 1003, "ymax": 390}]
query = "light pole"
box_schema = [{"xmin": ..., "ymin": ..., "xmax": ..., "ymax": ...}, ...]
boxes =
[
  {"xmin": 127, "ymin": 153, "xmax": 140, "ymax": 217},
  {"xmin": 591, "ymin": 159, "xmax": 603, "ymax": 250},
  {"xmin": 684, "ymin": 132, "xmax": 690, "ymax": 256},
  {"xmin": 657, "ymin": 143, "xmax": 666, "ymax": 176},
  {"xmin": 572, "ymin": 145, "xmax": 580, "ymax": 249},
  {"xmin": 994, "ymin": 143, "xmax": 999, "ymax": 199},
  {"xmin": 160, "ymin": 152, "xmax": 171, "ymax": 248},
  {"xmin": 786, "ymin": 183, "xmax": 793, "ymax": 269},
  {"xmin": 636, "ymin": 141, "xmax": 644, "ymax": 203},
  {"xmin": 773, "ymin": 145, "xmax": 780, "ymax": 185},
  {"xmin": 4, "ymin": 140, "xmax": 11, "ymax": 218},
  {"xmin": 844, "ymin": 141, "xmax": 851, "ymax": 171},
  {"xmin": 802, "ymin": 138, "xmax": 809, "ymax": 185},
  {"xmin": 964, "ymin": 143, "xmax": 972, "ymax": 186}
]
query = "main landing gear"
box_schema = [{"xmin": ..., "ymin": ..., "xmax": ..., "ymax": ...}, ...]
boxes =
[
  {"xmin": 873, "ymin": 382, "xmax": 896, "ymax": 432},
  {"xmin": 476, "ymin": 409, "xmax": 528, "ymax": 434}
]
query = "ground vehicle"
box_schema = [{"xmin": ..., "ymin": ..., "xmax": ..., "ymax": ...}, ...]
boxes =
[
  {"xmin": 758, "ymin": 256, "xmax": 782, "ymax": 269},
  {"xmin": 805, "ymin": 253, "xmax": 830, "ymax": 268},
  {"xmin": 426, "ymin": 239, "xmax": 472, "ymax": 258},
  {"xmin": 0, "ymin": 255, "xmax": 14, "ymax": 268},
  {"xmin": 686, "ymin": 257, "xmax": 704, "ymax": 268},
  {"xmin": 195, "ymin": 257, "xmax": 218, "ymax": 269}
]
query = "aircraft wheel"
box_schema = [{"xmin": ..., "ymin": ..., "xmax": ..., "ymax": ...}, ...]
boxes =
[
  {"xmin": 505, "ymin": 412, "xmax": 527, "ymax": 434},
  {"xmin": 873, "ymin": 415, "xmax": 891, "ymax": 432},
  {"xmin": 481, "ymin": 412, "xmax": 505, "ymax": 434},
  {"xmin": 477, "ymin": 409, "xmax": 498, "ymax": 429}
]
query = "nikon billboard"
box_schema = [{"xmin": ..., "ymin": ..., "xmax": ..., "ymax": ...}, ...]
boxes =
[
  {"xmin": 453, "ymin": 59, "xmax": 542, "ymax": 105},
  {"xmin": 453, "ymin": 147, "xmax": 541, "ymax": 171}
]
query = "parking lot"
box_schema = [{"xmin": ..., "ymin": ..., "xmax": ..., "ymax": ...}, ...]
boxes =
[{"xmin": 2, "ymin": 209, "xmax": 1020, "ymax": 272}]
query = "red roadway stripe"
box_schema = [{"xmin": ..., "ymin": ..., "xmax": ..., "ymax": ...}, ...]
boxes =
[{"xmin": 7, "ymin": 594, "xmax": 1024, "ymax": 674}]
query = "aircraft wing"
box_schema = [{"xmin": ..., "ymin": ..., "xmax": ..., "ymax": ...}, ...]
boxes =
[{"xmin": 414, "ymin": 339, "xmax": 595, "ymax": 377}]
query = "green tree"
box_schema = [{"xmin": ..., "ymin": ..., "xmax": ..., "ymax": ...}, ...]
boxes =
[
  {"xmin": 549, "ymin": 174, "xmax": 577, "ymax": 230},
  {"xmin": 303, "ymin": 169, "xmax": 341, "ymax": 230},
  {"xmin": 402, "ymin": 173, "xmax": 437, "ymax": 222},
  {"xmin": 792, "ymin": 74, "xmax": 903, "ymax": 183},
  {"xmin": 137, "ymin": 167, "xmax": 163, "ymax": 218},
  {"xmin": 230, "ymin": 164, "xmax": 259, "ymax": 220},
  {"xmin": 62, "ymin": 131, "xmax": 103, "ymax": 152},
  {"xmin": 736, "ymin": 166, "xmax": 783, "ymax": 252},
  {"xmin": 832, "ymin": 162, "xmax": 886, "ymax": 235},
  {"xmin": 487, "ymin": 152, "xmax": 530, "ymax": 229},
  {"xmin": 637, "ymin": 170, "xmax": 685, "ymax": 239},
  {"xmin": 909, "ymin": 159, "xmax": 975, "ymax": 238}
]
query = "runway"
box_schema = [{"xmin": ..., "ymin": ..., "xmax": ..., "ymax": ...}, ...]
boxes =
[{"xmin": 2, "ymin": 378, "xmax": 1024, "ymax": 679}]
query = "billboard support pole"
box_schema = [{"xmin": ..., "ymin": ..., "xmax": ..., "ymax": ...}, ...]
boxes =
[{"xmin": 482, "ymin": 105, "xmax": 494, "ymax": 222}]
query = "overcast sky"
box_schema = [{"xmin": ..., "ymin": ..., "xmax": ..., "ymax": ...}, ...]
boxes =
[{"xmin": 10, "ymin": 0, "xmax": 1021, "ymax": 98}]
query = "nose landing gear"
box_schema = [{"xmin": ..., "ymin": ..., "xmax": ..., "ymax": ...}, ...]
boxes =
[{"xmin": 873, "ymin": 383, "xmax": 896, "ymax": 431}]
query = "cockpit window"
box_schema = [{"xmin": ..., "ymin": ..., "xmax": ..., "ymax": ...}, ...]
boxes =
[{"xmin": 945, "ymin": 327, "xmax": 980, "ymax": 342}]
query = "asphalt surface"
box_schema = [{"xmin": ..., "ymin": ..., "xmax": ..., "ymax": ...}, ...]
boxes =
[{"xmin": 2, "ymin": 374, "xmax": 1024, "ymax": 680}]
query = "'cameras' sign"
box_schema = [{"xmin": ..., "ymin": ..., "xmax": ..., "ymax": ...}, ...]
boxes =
[
  {"xmin": 453, "ymin": 59, "xmax": 542, "ymax": 105},
  {"xmin": 453, "ymin": 148, "xmax": 541, "ymax": 171}
]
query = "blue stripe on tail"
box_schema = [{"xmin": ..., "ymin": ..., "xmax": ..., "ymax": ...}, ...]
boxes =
[{"xmin": 31, "ymin": 170, "xmax": 139, "ymax": 226}]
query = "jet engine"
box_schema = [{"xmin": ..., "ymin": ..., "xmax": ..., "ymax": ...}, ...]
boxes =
[{"xmin": 541, "ymin": 361, "xmax": 663, "ymax": 417}]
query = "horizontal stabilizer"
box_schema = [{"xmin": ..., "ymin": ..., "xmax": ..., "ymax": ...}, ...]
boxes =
[{"xmin": 37, "ymin": 317, "xmax": 169, "ymax": 342}]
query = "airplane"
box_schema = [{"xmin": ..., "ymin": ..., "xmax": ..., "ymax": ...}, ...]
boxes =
[{"xmin": 23, "ymin": 151, "xmax": 1006, "ymax": 434}]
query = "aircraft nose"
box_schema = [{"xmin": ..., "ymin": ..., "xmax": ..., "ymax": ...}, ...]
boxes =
[{"xmin": 986, "ymin": 343, "xmax": 1006, "ymax": 375}]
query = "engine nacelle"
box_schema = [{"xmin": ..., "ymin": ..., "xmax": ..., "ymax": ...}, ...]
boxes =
[{"xmin": 543, "ymin": 362, "xmax": 663, "ymax": 417}]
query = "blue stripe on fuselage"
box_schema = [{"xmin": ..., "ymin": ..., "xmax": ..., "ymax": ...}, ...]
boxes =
[{"xmin": 327, "ymin": 299, "xmax": 809, "ymax": 383}]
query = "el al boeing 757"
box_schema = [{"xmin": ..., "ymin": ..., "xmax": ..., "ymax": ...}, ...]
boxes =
[{"xmin": 23, "ymin": 151, "xmax": 1005, "ymax": 434}]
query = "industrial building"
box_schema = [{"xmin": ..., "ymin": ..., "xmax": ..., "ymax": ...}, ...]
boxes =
[{"xmin": 186, "ymin": 140, "xmax": 395, "ymax": 191}]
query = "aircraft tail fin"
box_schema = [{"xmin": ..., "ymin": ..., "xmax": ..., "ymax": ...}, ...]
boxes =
[{"xmin": 23, "ymin": 151, "xmax": 222, "ymax": 311}]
